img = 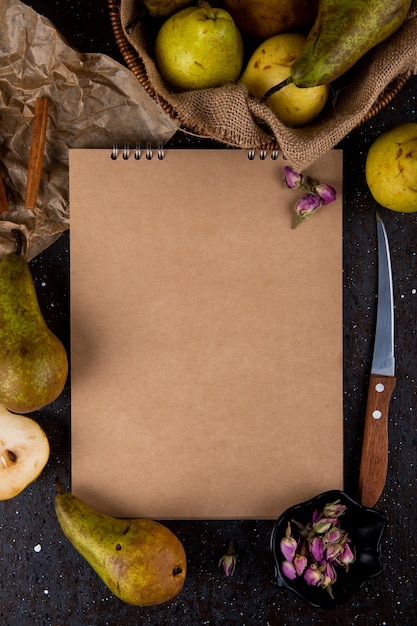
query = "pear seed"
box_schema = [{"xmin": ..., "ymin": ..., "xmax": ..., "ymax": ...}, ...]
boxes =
[{"xmin": 0, "ymin": 449, "xmax": 17, "ymax": 468}]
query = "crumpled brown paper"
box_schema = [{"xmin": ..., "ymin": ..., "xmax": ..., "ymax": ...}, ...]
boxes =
[{"xmin": 0, "ymin": 0, "xmax": 180, "ymax": 260}]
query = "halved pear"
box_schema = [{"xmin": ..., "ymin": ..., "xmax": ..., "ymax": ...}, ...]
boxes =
[{"xmin": 0, "ymin": 404, "xmax": 50, "ymax": 500}]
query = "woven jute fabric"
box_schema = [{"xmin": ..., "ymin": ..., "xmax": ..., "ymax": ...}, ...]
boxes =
[{"xmin": 120, "ymin": 0, "xmax": 417, "ymax": 170}]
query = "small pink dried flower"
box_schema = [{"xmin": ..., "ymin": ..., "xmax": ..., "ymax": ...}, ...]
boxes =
[
  {"xmin": 280, "ymin": 521, "xmax": 298, "ymax": 561},
  {"xmin": 283, "ymin": 166, "xmax": 304, "ymax": 189},
  {"xmin": 281, "ymin": 559, "xmax": 297, "ymax": 580},
  {"xmin": 312, "ymin": 182, "xmax": 337, "ymax": 205},
  {"xmin": 219, "ymin": 540, "xmax": 237, "ymax": 576}
]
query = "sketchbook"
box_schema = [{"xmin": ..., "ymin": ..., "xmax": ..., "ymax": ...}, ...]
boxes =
[{"xmin": 69, "ymin": 146, "xmax": 343, "ymax": 520}]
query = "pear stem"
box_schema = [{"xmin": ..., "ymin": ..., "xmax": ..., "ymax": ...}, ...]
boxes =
[
  {"xmin": 260, "ymin": 75, "xmax": 293, "ymax": 104},
  {"xmin": 55, "ymin": 476, "xmax": 65, "ymax": 495},
  {"xmin": 197, "ymin": 0, "xmax": 215, "ymax": 17}
]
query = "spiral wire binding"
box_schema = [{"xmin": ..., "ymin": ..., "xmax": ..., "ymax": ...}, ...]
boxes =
[
  {"xmin": 111, "ymin": 145, "xmax": 282, "ymax": 161},
  {"xmin": 247, "ymin": 148, "xmax": 280, "ymax": 160},
  {"xmin": 111, "ymin": 144, "xmax": 166, "ymax": 160}
]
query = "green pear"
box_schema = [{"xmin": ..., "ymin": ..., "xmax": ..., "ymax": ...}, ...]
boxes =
[
  {"xmin": 291, "ymin": 0, "xmax": 412, "ymax": 87},
  {"xmin": 155, "ymin": 1, "xmax": 243, "ymax": 91},
  {"xmin": 0, "ymin": 404, "xmax": 50, "ymax": 500},
  {"xmin": 0, "ymin": 245, "xmax": 68, "ymax": 413},
  {"xmin": 55, "ymin": 484, "xmax": 187, "ymax": 606}
]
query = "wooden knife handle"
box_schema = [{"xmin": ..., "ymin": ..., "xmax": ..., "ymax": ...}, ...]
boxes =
[{"xmin": 358, "ymin": 374, "xmax": 396, "ymax": 508}]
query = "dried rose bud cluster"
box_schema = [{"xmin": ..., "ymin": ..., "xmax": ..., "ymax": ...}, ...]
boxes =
[
  {"xmin": 283, "ymin": 166, "xmax": 337, "ymax": 229},
  {"xmin": 280, "ymin": 500, "xmax": 355, "ymax": 598}
]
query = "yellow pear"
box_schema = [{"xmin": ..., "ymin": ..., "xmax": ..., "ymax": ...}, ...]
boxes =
[
  {"xmin": 365, "ymin": 123, "xmax": 417, "ymax": 213},
  {"xmin": 240, "ymin": 33, "xmax": 329, "ymax": 127},
  {"xmin": 155, "ymin": 2, "xmax": 243, "ymax": 91}
]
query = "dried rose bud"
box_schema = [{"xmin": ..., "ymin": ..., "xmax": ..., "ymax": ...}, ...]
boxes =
[
  {"xmin": 280, "ymin": 521, "xmax": 298, "ymax": 561},
  {"xmin": 292, "ymin": 194, "xmax": 322, "ymax": 229},
  {"xmin": 295, "ymin": 193, "xmax": 321, "ymax": 214},
  {"xmin": 324, "ymin": 528, "xmax": 344, "ymax": 544},
  {"xmin": 312, "ymin": 182, "xmax": 337, "ymax": 205},
  {"xmin": 282, "ymin": 559, "xmax": 297, "ymax": 580},
  {"xmin": 310, "ymin": 536, "xmax": 325, "ymax": 562},
  {"xmin": 338, "ymin": 542, "xmax": 355, "ymax": 565},
  {"xmin": 321, "ymin": 562, "xmax": 337, "ymax": 594},
  {"xmin": 312, "ymin": 516, "xmax": 338, "ymax": 534},
  {"xmin": 304, "ymin": 563, "xmax": 323, "ymax": 586},
  {"xmin": 325, "ymin": 542, "xmax": 344, "ymax": 561},
  {"xmin": 294, "ymin": 554, "xmax": 308, "ymax": 576},
  {"xmin": 322, "ymin": 500, "xmax": 347, "ymax": 518},
  {"xmin": 218, "ymin": 540, "xmax": 236, "ymax": 576},
  {"xmin": 283, "ymin": 166, "xmax": 304, "ymax": 189}
]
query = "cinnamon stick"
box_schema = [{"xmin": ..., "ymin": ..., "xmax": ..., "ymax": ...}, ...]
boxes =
[{"xmin": 24, "ymin": 97, "xmax": 49, "ymax": 210}]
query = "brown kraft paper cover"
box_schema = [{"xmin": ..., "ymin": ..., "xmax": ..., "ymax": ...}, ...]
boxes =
[{"xmin": 69, "ymin": 148, "xmax": 343, "ymax": 520}]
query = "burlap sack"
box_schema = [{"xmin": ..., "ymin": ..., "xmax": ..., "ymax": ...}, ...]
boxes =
[{"xmin": 118, "ymin": 0, "xmax": 417, "ymax": 170}]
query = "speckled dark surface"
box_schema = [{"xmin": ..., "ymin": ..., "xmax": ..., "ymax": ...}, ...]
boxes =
[{"xmin": 2, "ymin": 2, "xmax": 417, "ymax": 624}]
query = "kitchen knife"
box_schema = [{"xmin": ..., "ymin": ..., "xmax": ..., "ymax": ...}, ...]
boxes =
[{"xmin": 358, "ymin": 212, "xmax": 396, "ymax": 508}]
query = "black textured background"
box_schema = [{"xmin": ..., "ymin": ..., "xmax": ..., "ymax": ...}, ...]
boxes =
[{"xmin": 1, "ymin": 2, "xmax": 416, "ymax": 624}]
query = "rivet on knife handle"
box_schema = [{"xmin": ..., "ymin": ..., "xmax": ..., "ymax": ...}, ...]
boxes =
[
  {"xmin": 357, "ymin": 213, "xmax": 395, "ymax": 508},
  {"xmin": 358, "ymin": 374, "xmax": 396, "ymax": 508}
]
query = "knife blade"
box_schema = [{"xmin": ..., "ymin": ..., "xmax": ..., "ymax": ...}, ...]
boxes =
[{"xmin": 358, "ymin": 212, "xmax": 396, "ymax": 508}]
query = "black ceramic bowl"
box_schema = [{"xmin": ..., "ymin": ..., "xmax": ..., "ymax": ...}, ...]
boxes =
[{"xmin": 270, "ymin": 490, "xmax": 387, "ymax": 609}]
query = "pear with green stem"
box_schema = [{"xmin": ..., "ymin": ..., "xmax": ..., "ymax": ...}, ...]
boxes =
[
  {"xmin": 291, "ymin": 0, "xmax": 412, "ymax": 87},
  {"xmin": 261, "ymin": 0, "xmax": 411, "ymax": 100}
]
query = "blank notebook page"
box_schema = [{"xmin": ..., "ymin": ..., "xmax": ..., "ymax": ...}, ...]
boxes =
[{"xmin": 69, "ymin": 148, "xmax": 343, "ymax": 520}]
